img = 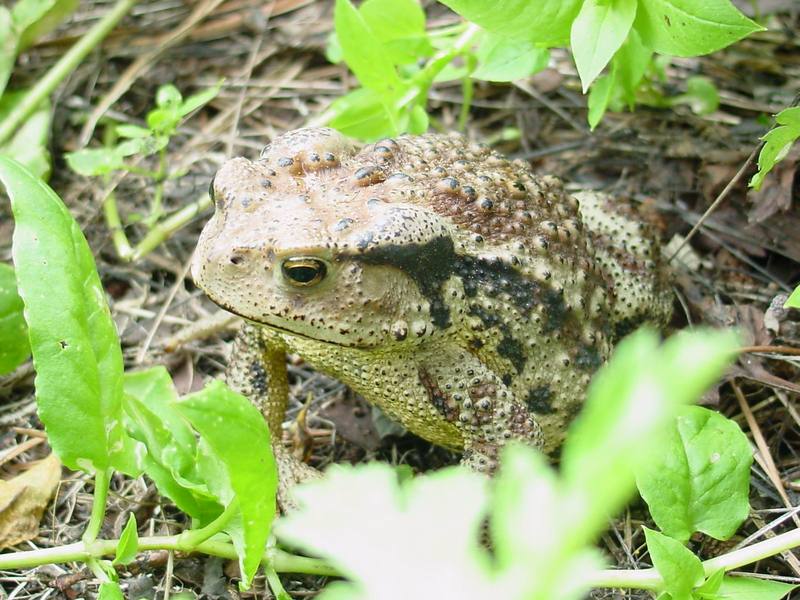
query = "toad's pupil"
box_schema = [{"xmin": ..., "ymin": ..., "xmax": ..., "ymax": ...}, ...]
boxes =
[{"xmin": 282, "ymin": 259, "xmax": 326, "ymax": 286}]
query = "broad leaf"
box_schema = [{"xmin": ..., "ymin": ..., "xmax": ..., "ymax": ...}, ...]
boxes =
[
  {"xmin": 328, "ymin": 88, "xmax": 399, "ymax": 140},
  {"xmin": 98, "ymin": 582, "xmax": 124, "ymax": 600},
  {"xmin": 0, "ymin": 263, "xmax": 30, "ymax": 374},
  {"xmin": 175, "ymin": 381, "xmax": 277, "ymax": 588},
  {"xmin": 636, "ymin": 406, "xmax": 752, "ymax": 543},
  {"xmin": 0, "ymin": 91, "xmax": 52, "ymax": 179},
  {"xmin": 571, "ymin": 0, "xmax": 637, "ymax": 91},
  {"xmin": 634, "ymin": 0, "xmax": 762, "ymax": 57},
  {"xmin": 12, "ymin": 0, "xmax": 79, "ymax": 51},
  {"xmin": 587, "ymin": 73, "xmax": 614, "ymax": 130},
  {"xmin": 1, "ymin": 157, "xmax": 138, "ymax": 475},
  {"xmin": 644, "ymin": 527, "xmax": 704, "ymax": 600},
  {"xmin": 0, "ymin": 7, "xmax": 15, "ymax": 99},
  {"xmin": 439, "ymin": 0, "xmax": 582, "ymax": 47}
]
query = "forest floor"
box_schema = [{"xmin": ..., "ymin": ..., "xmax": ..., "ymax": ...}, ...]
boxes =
[{"xmin": 1, "ymin": 1, "xmax": 799, "ymax": 598}]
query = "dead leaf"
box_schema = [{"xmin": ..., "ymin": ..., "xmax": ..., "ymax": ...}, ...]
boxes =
[
  {"xmin": 0, "ymin": 454, "xmax": 62, "ymax": 548},
  {"xmin": 747, "ymin": 147, "xmax": 797, "ymax": 224}
]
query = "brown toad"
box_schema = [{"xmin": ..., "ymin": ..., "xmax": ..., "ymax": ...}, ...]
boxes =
[{"xmin": 192, "ymin": 127, "xmax": 672, "ymax": 478}]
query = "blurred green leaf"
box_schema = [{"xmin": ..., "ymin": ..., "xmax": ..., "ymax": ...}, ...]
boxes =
[
  {"xmin": 65, "ymin": 147, "xmax": 124, "ymax": 176},
  {"xmin": 156, "ymin": 84, "xmax": 182, "ymax": 108},
  {"xmin": 587, "ymin": 72, "xmax": 614, "ymax": 130},
  {"xmin": 98, "ymin": 581, "xmax": 124, "ymax": 600},
  {"xmin": 115, "ymin": 124, "xmax": 151, "ymax": 139},
  {"xmin": 570, "ymin": 0, "xmax": 637, "ymax": 92},
  {"xmin": 175, "ymin": 380, "xmax": 277, "ymax": 588},
  {"xmin": 12, "ymin": 0, "xmax": 79, "ymax": 51},
  {"xmin": 178, "ymin": 83, "xmax": 221, "ymax": 117},
  {"xmin": 0, "ymin": 90, "xmax": 51, "ymax": 179},
  {"xmin": 0, "ymin": 7, "xmax": 16, "ymax": 99},
  {"xmin": 636, "ymin": 406, "xmax": 752, "ymax": 543},
  {"xmin": 671, "ymin": 76, "xmax": 720, "ymax": 115},
  {"xmin": 613, "ymin": 28, "xmax": 651, "ymax": 108},
  {"xmin": 644, "ymin": 527, "xmax": 704, "ymax": 600},
  {"xmin": 750, "ymin": 106, "xmax": 800, "ymax": 190},
  {"xmin": 277, "ymin": 464, "xmax": 493, "ymax": 599},
  {"xmin": 0, "ymin": 262, "xmax": 30, "ymax": 374},
  {"xmin": 472, "ymin": 33, "xmax": 549, "ymax": 82},
  {"xmin": 634, "ymin": 0, "xmax": 762, "ymax": 57},
  {"xmin": 112, "ymin": 513, "xmax": 139, "ymax": 565},
  {"xmin": 1, "ymin": 156, "xmax": 139, "ymax": 475}
]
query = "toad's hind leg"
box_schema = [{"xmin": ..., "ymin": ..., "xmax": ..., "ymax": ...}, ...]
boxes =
[{"xmin": 224, "ymin": 322, "xmax": 319, "ymax": 509}]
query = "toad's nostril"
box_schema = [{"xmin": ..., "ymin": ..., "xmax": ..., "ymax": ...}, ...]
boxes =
[{"xmin": 230, "ymin": 254, "xmax": 244, "ymax": 265}]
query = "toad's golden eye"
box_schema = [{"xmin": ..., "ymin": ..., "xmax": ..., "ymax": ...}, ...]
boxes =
[{"xmin": 281, "ymin": 257, "xmax": 327, "ymax": 287}]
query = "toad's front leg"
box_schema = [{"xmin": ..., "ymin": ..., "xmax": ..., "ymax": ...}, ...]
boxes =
[{"xmin": 224, "ymin": 322, "xmax": 319, "ymax": 509}]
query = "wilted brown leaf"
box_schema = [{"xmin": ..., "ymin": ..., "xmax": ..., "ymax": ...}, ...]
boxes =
[{"xmin": 0, "ymin": 454, "xmax": 62, "ymax": 548}]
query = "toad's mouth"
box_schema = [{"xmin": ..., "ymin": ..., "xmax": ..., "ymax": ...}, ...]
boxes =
[{"xmin": 208, "ymin": 298, "xmax": 374, "ymax": 350}]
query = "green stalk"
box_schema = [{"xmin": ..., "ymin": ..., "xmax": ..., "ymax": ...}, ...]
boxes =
[
  {"xmin": 129, "ymin": 192, "xmax": 212, "ymax": 261},
  {"xmin": 82, "ymin": 469, "xmax": 111, "ymax": 544},
  {"xmin": 175, "ymin": 500, "xmax": 238, "ymax": 551},
  {"xmin": 0, "ymin": 0, "xmax": 138, "ymax": 146}
]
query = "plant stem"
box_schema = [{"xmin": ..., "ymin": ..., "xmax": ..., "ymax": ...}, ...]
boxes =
[
  {"xmin": 175, "ymin": 500, "xmax": 238, "ymax": 551},
  {"xmin": 82, "ymin": 469, "xmax": 111, "ymax": 544},
  {"xmin": 0, "ymin": 535, "xmax": 339, "ymax": 577},
  {"xmin": 0, "ymin": 0, "xmax": 138, "ymax": 146},
  {"xmin": 129, "ymin": 192, "xmax": 212, "ymax": 261},
  {"xmin": 103, "ymin": 192, "xmax": 134, "ymax": 260},
  {"xmin": 591, "ymin": 527, "xmax": 800, "ymax": 590}
]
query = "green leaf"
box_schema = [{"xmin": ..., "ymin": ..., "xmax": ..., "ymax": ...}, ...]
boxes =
[
  {"xmin": 587, "ymin": 73, "xmax": 614, "ymax": 130},
  {"xmin": 570, "ymin": 0, "xmax": 637, "ymax": 92},
  {"xmin": 12, "ymin": 0, "xmax": 79, "ymax": 51},
  {"xmin": 0, "ymin": 7, "xmax": 16, "ymax": 99},
  {"xmin": 636, "ymin": 406, "xmax": 752, "ymax": 543},
  {"xmin": 0, "ymin": 263, "xmax": 30, "ymax": 374},
  {"xmin": 750, "ymin": 106, "xmax": 800, "ymax": 190},
  {"xmin": 644, "ymin": 527, "xmax": 704, "ymax": 600},
  {"xmin": 276, "ymin": 463, "xmax": 495, "ymax": 599},
  {"xmin": 785, "ymin": 285, "xmax": 800, "ymax": 309},
  {"xmin": 178, "ymin": 83, "xmax": 222, "ymax": 118},
  {"xmin": 472, "ymin": 33, "xmax": 549, "ymax": 82},
  {"xmin": 175, "ymin": 380, "xmax": 277, "ymax": 588},
  {"xmin": 671, "ymin": 76, "xmax": 720, "ymax": 115},
  {"xmin": 634, "ymin": 0, "xmax": 763, "ymax": 57},
  {"xmin": 407, "ymin": 103, "xmax": 429, "ymax": 134},
  {"xmin": 328, "ymin": 88, "xmax": 399, "ymax": 140},
  {"xmin": 98, "ymin": 581, "xmax": 124, "ymax": 600},
  {"xmin": 613, "ymin": 28, "xmax": 651, "ymax": 108},
  {"xmin": 65, "ymin": 148, "xmax": 125, "ymax": 176},
  {"xmin": 156, "ymin": 84, "xmax": 182, "ymax": 107},
  {"xmin": 123, "ymin": 368, "xmax": 222, "ymax": 523},
  {"xmin": 358, "ymin": 0, "xmax": 432, "ymax": 65},
  {"xmin": 113, "ymin": 513, "xmax": 139, "ymax": 565},
  {"xmin": 695, "ymin": 569, "xmax": 725, "ymax": 597},
  {"xmin": 115, "ymin": 124, "xmax": 151, "ymax": 139},
  {"xmin": 715, "ymin": 576, "xmax": 798, "ymax": 599},
  {"xmin": 1, "ymin": 157, "xmax": 138, "ymax": 475},
  {"xmin": 334, "ymin": 0, "xmax": 400, "ymax": 91},
  {"xmin": 439, "ymin": 0, "xmax": 582, "ymax": 47},
  {"xmin": 0, "ymin": 90, "xmax": 52, "ymax": 179}
]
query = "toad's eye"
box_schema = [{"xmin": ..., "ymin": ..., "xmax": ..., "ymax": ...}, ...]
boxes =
[{"xmin": 281, "ymin": 257, "xmax": 327, "ymax": 287}]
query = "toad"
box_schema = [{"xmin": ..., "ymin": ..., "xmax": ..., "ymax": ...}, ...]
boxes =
[{"xmin": 192, "ymin": 127, "xmax": 672, "ymax": 488}]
